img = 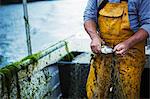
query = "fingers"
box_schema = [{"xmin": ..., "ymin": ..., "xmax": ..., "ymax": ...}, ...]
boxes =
[
  {"xmin": 113, "ymin": 43, "xmax": 128, "ymax": 56},
  {"xmin": 101, "ymin": 39, "xmax": 105, "ymax": 45},
  {"xmin": 115, "ymin": 49, "xmax": 126, "ymax": 55},
  {"xmin": 113, "ymin": 44, "xmax": 122, "ymax": 52},
  {"xmin": 91, "ymin": 44, "xmax": 101, "ymax": 54},
  {"xmin": 90, "ymin": 37, "xmax": 104, "ymax": 54}
]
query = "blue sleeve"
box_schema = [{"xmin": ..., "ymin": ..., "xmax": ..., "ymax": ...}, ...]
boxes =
[
  {"xmin": 83, "ymin": 0, "xmax": 97, "ymax": 23},
  {"xmin": 138, "ymin": 0, "xmax": 150, "ymax": 37}
]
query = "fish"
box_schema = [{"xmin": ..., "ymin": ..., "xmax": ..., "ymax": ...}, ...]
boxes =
[{"xmin": 101, "ymin": 45, "xmax": 113, "ymax": 54}]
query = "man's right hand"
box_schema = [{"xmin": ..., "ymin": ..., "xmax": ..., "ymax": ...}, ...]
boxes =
[
  {"xmin": 91, "ymin": 36, "xmax": 104, "ymax": 54},
  {"xmin": 84, "ymin": 20, "xmax": 105, "ymax": 54}
]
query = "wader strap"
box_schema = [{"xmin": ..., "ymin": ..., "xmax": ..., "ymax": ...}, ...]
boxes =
[
  {"xmin": 97, "ymin": 0, "xmax": 128, "ymax": 16},
  {"xmin": 97, "ymin": 0, "xmax": 108, "ymax": 31},
  {"xmin": 96, "ymin": 0, "xmax": 128, "ymax": 31},
  {"xmin": 97, "ymin": 0, "xmax": 108, "ymax": 16}
]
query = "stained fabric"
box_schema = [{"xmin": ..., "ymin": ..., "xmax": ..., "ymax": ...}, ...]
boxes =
[{"xmin": 86, "ymin": 1, "xmax": 146, "ymax": 99}]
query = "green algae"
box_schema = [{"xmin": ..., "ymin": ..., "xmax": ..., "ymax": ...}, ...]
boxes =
[
  {"xmin": 0, "ymin": 52, "xmax": 42, "ymax": 98},
  {"xmin": 0, "ymin": 52, "xmax": 42, "ymax": 82},
  {"xmin": 0, "ymin": 67, "xmax": 18, "ymax": 99},
  {"xmin": 21, "ymin": 52, "xmax": 41, "ymax": 63},
  {"xmin": 64, "ymin": 41, "xmax": 74, "ymax": 61}
]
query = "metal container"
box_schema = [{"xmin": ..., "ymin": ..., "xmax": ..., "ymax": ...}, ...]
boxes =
[{"xmin": 57, "ymin": 51, "xmax": 91, "ymax": 98}]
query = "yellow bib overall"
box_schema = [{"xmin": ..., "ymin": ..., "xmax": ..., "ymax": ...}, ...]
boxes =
[{"xmin": 86, "ymin": 1, "xmax": 146, "ymax": 99}]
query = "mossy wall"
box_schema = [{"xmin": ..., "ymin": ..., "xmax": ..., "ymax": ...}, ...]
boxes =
[{"xmin": 0, "ymin": 41, "xmax": 68, "ymax": 99}]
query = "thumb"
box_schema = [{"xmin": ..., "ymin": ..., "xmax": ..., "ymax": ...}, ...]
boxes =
[
  {"xmin": 100, "ymin": 39, "xmax": 105, "ymax": 45},
  {"xmin": 113, "ymin": 44, "xmax": 119, "ymax": 52}
]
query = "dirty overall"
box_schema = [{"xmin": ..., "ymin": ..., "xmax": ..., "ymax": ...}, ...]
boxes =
[{"xmin": 86, "ymin": 1, "xmax": 146, "ymax": 99}]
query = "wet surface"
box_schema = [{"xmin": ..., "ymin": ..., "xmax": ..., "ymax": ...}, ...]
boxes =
[{"xmin": 0, "ymin": 0, "xmax": 87, "ymax": 68}]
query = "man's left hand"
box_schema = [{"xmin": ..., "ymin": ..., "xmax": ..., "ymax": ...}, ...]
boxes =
[{"xmin": 113, "ymin": 41, "xmax": 130, "ymax": 56}]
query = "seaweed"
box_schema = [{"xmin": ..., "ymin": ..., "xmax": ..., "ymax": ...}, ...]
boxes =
[
  {"xmin": 64, "ymin": 41, "xmax": 74, "ymax": 61},
  {"xmin": 0, "ymin": 52, "xmax": 41, "ymax": 98}
]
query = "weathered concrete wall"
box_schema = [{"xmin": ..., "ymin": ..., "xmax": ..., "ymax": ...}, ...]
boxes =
[{"xmin": 0, "ymin": 41, "xmax": 69, "ymax": 99}]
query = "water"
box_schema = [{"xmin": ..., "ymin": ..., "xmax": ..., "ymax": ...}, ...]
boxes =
[{"xmin": 0, "ymin": 0, "xmax": 88, "ymax": 68}]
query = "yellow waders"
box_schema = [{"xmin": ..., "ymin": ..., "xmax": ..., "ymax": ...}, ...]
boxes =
[{"xmin": 86, "ymin": 1, "xmax": 146, "ymax": 99}]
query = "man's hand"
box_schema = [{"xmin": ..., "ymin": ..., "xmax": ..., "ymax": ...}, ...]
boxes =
[
  {"xmin": 113, "ymin": 29, "xmax": 149, "ymax": 56},
  {"xmin": 113, "ymin": 41, "xmax": 130, "ymax": 56},
  {"xmin": 91, "ymin": 37, "xmax": 105, "ymax": 54}
]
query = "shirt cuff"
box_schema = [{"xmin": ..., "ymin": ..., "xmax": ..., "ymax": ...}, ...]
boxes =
[
  {"xmin": 83, "ymin": 17, "xmax": 97, "ymax": 23},
  {"xmin": 140, "ymin": 24, "xmax": 150, "ymax": 37}
]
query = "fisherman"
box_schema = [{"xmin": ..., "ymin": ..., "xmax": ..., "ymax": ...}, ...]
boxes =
[{"xmin": 84, "ymin": 0, "xmax": 150, "ymax": 98}]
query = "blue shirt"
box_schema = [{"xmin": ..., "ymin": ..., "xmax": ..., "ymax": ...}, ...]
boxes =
[{"xmin": 84, "ymin": 0, "xmax": 150, "ymax": 36}]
